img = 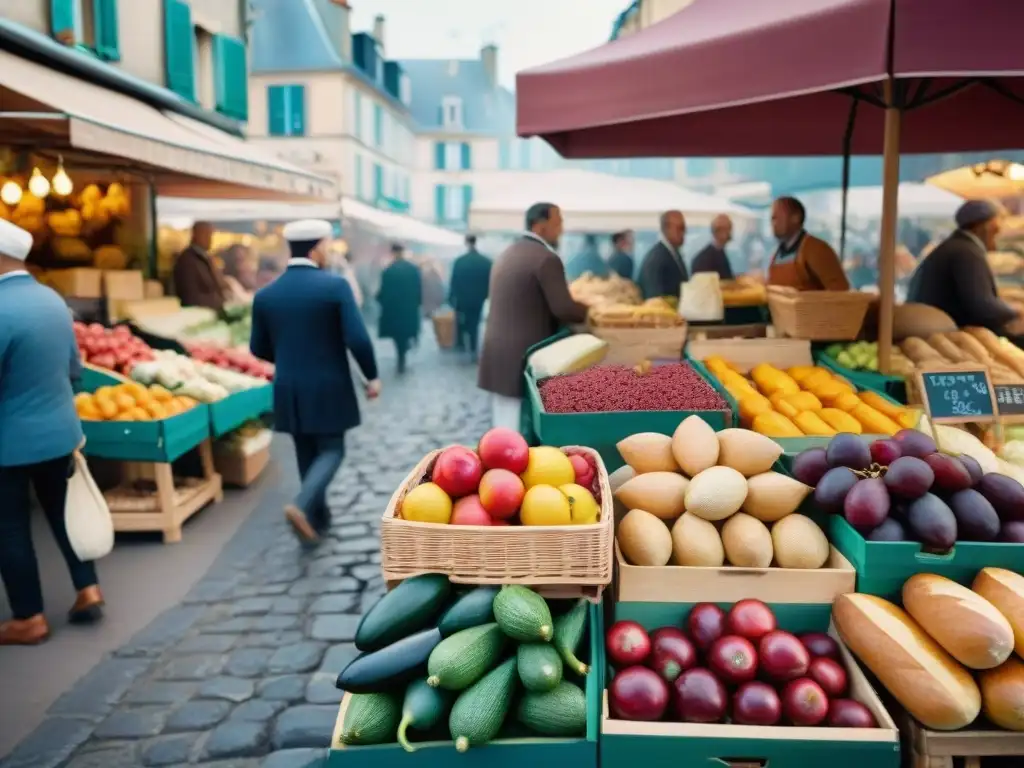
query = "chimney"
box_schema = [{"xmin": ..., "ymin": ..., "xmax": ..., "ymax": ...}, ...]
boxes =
[
  {"xmin": 481, "ymin": 44, "xmax": 498, "ymax": 88},
  {"xmin": 373, "ymin": 14, "xmax": 386, "ymax": 54}
]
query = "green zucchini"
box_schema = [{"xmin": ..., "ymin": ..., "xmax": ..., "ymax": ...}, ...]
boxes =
[
  {"xmin": 553, "ymin": 598, "xmax": 590, "ymax": 675},
  {"xmin": 397, "ymin": 678, "xmax": 453, "ymax": 753},
  {"xmin": 355, "ymin": 573, "xmax": 451, "ymax": 652},
  {"xmin": 516, "ymin": 681, "xmax": 587, "ymax": 737},
  {"xmin": 340, "ymin": 691, "xmax": 401, "ymax": 745},
  {"xmin": 336, "ymin": 628, "xmax": 441, "ymax": 693},
  {"xmin": 426, "ymin": 622, "xmax": 506, "ymax": 690},
  {"xmin": 438, "ymin": 587, "xmax": 499, "ymax": 636},
  {"xmin": 449, "ymin": 657, "xmax": 518, "ymax": 752},
  {"xmin": 493, "ymin": 585, "xmax": 553, "ymax": 642},
  {"xmin": 517, "ymin": 643, "xmax": 563, "ymax": 692}
]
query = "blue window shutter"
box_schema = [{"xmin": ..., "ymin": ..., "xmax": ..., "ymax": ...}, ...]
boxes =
[
  {"xmin": 462, "ymin": 185, "xmax": 473, "ymax": 222},
  {"xmin": 373, "ymin": 163, "xmax": 383, "ymax": 201},
  {"xmin": 288, "ymin": 85, "xmax": 306, "ymax": 135},
  {"xmin": 434, "ymin": 185, "xmax": 446, "ymax": 223},
  {"xmin": 212, "ymin": 34, "xmax": 248, "ymax": 121},
  {"xmin": 434, "ymin": 142, "xmax": 445, "ymax": 171},
  {"xmin": 93, "ymin": 0, "xmax": 120, "ymax": 60},
  {"xmin": 50, "ymin": 0, "xmax": 77, "ymax": 42},
  {"xmin": 267, "ymin": 86, "xmax": 286, "ymax": 135},
  {"xmin": 163, "ymin": 0, "xmax": 195, "ymax": 101},
  {"xmin": 461, "ymin": 142, "xmax": 471, "ymax": 170}
]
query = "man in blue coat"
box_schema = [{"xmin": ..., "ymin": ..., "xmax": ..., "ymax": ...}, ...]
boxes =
[{"xmin": 250, "ymin": 219, "xmax": 381, "ymax": 544}]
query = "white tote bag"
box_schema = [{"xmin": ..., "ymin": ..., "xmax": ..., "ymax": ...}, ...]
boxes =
[
  {"xmin": 65, "ymin": 447, "xmax": 114, "ymax": 562},
  {"xmin": 679, "ymin": 272, "xmax": 725, "ymax": 322}
]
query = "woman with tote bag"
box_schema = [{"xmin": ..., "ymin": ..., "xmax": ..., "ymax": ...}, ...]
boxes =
[{"xmin": 0, "ymin": 219, "xmax": 107, "ymax": 645}]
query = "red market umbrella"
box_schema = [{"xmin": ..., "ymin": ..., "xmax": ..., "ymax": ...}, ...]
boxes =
[{"xmin": 516, "ymin": 0, "xmax": 1024, "ymax": 370}]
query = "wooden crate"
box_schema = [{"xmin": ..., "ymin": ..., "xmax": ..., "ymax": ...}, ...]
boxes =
[{"xmin": 900, "ymin": 708, "xmax": 1024, "ymax": 768}]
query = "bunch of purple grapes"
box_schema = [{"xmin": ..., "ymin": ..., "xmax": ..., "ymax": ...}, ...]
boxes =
[{"xmin": 792, "ymin": 430, "xmax": 1024, "ymax": 551}]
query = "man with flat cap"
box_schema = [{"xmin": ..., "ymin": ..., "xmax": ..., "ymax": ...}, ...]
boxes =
[
  {"xmin": 250, "ymin": 219, "xmax": 381, "ymax": 544},
  {"xmin": 908, "ymin": 199, "xmax": 1024, "ymax": 333}
]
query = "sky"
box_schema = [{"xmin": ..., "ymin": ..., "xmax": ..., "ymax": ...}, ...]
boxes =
[{"xmin": 347, "ymin": 0, "xmax": 630, "ymax": 89}]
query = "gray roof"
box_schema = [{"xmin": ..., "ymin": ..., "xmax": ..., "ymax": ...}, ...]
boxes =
[
  {"xmin": 399, "ymin": 58, "xmax": 515, "ymax": 135},
  {"xmin": 250, "ymin": 0, "xmax": 343, "ymax": 72}
]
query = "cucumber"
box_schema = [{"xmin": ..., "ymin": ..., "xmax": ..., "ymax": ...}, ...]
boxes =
[
  {"xmin": 340, "ymin": 691, "xmax": 401, "ymax": 745},
  {"xmin": 426, "ymin": 622, "xmax": 506, "ymax": 690},
  {"xmin": 449, "ymin": 657, "xmax": 518, "ymax": 752},
  {"xmin": 397, "ymin": 678, "xmax": 453, "ymax": 753},
  {"xmin": 517, "ymin": 643, "xmax": 563, "ymax": 692},
  {"xmin": 438, "ymin": 587, "xmax": 499, "ymax": 636},
  {"xmin": 516, "ymin": 681, "xmax": 587, "ymax": 737},
  {"xmin": 493, "ymin": 585, "xmax": 553, "ymax": 642},
  {"xmin": 355, "ymin": 573, "xmax": 451, "ymax": 652},
  {"xmin": 336, "ymin": 628, "xmax": 442, "ymax": 694},
  {"xmin": 553, "ymin": 598, "xmax": 590, "ymax": 675}
]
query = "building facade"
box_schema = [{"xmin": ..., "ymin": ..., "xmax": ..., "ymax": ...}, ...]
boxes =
[{"xmin": 246, "ymin": 0, "xmax": 415, "ymax": 212}]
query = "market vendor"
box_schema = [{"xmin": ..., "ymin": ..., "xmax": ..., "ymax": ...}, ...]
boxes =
[
  {"xmin": 907, "ymin": 199, "xmax": 1024, "ymax": 333},
  {"xmin": 173, "ymin": 221, "xmax": 230, "ymax": 312},
  {"xmin": 691, "ymin": 214, "xmax": 735, "ymax": 280},
  {"xmin": 639, "ymin": 210, "xmax": 688, "ymax": 299},
  {"xmin": 767, "ymin": 197, "xmax": 850, "ymax": 291}
]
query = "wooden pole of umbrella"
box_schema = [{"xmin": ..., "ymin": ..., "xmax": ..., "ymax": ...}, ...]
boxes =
[{"xmin": 877, "ymin": 78, "xmax": 901, "ymax": 376}]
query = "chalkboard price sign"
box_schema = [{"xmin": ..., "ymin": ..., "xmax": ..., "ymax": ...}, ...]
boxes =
[
  {"xmin": 996, "ymin": 384, "xmax": 1024, "ymax": 418},
  {"xmin": 917, "ymin": 368, "xmax": 997, "ymax": 424}
]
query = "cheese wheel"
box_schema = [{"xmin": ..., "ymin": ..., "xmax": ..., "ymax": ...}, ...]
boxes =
[
  {"xmin": 832, "ymin": 593, "xmax": 981, "ymax": 730},
  {"xmin": 972, "ymin": 567, "xmax": 1024, "ymax": 657},
  {"xmin": 980, "ymin": 657, "xmax": 1024, "ymax": 731},
  {"xmin": 902, "ymin": 574, "xmax": 1014, "ymax": 670}
]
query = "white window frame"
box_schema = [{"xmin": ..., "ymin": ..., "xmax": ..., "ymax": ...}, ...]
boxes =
[
  {"xmin": 445, "ymin": 185, "xmax": 465, "ymax": 221},
  {"xmin": 442, "ymin": 96, "xmax": 463, "ymax": 129},
  {"xmin": 443, "ymin": 141, "xmax": 461, "ymax": 171}
]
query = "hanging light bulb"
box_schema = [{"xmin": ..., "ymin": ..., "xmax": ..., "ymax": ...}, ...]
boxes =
[
  {"xmin": 51, "ymin": 157, "xmax": 73, "ymax": 197},
  {"xmin": 1008, "ymin": 163, "xmax": 1024, "ymax": 182},
  {"xmin": 0, "ymin": 179, "xmax": 22, "ymax": 206},
  {"xmin": 28, "ymin": 167, "xmax": 50, "ymax": 198}
]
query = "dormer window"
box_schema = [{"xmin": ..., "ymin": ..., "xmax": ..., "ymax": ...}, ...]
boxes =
[
  {"xmin": 442, "ymin": 96, "xmax": 463, "ymax": 129},
  {"xmin": 399, "ymin": 73, "xmax": 412, "ymax": 106}
]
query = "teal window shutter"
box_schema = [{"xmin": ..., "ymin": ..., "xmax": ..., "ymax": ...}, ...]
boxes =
[
  {"xmin": 288, "ymin": 85, "xmax": 305, "ymax": 135},
  {"xmin": 353, "ymin": 92, "xmax": 362, "ymax": 140},
  {"xmin": 434, "ymin": 185, "xmax": 446, "ymax": 223},
  {"xmin": 434, "ymin": 142, "xmax": 445, "ymax": 171},
  {"xmin": 163, "ymin": 0, "xmax": 195, "ymax": 101},
  {"xmin": 50, "ymin": 0, "xmax": 78, "ymax": 43},
  {"xmin": 355, "ymin": 155, "xmax": 363, "ymax": 199},
  {"xmin": 373, "ymin": 163, "xmax": 383, "ymax": 201},
  {"xmin": 462, "ymin": 185, "xmax": 473, "ymax": 222},
  {"xmin": 373, "ymin": 104, "xmax": 383, "ymax": 147},
  {"xmin": 267, "ymin": 85, "xmax": 286, "ymax": 135},
  {"xmin": 461, "ymin": 142, "xmax": 471, "ymax": 170},
  {"xmin": 213, "ymin": 34, "xmax": 248, "ymax": 121},
  {"xmin": 93, "ymin": 0, "xmax": 120, "ymax": 60}
]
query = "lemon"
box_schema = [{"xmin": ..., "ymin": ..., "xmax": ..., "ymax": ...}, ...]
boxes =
[
  {"xmin": 559, "ymin": 483, "xmax": 599, "ymax": 525},
  {"xmin": 520, "ymin": 484, "xmax": 571, "ymax": 526},
  {"xmin": 520, "ymin": 447, "xmax": 575, "ymax": 489},
  {"xmin": 401, "ymin": 482, "xmax": 453, "ymax": 524}
]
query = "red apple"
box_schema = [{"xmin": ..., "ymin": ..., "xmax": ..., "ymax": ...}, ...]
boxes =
[
  {"xmin": 708, "ymin": 635, "xmax": 758, "ymax": 684},
  {"xmin": 782, "ymin": 678, "xmax": 829, "ymax": 726},
  {"xmin": 687, "ymin": 603, "xmax": 726, "ymax": 651},
  {"xmin": 568, "ymin": 454, "xmax": 596, "ymax": 487},
  {"xmin": 827, "ymin": 699, "xmax": 877, "ymax": 728},
  {"xmin": 450, "ymin": 495, "xmax": 492, "ymax": 526},
  {"xmin": 759, "ymin": 631, "xmax": 810, "ymax": 682},
  {"xmin": 478, "ymin": 468, "xmax": 525, "ymax": 520},
  {"xmin": 732, "ymin": 681, "xmax": 782, "ymax": 726},
  {"xmin": 431, "ymin": 447, "xmax": 483, "ymax": 498},
  {"xmin": 726, "ymin": 599, "xmax": 777, "ymax": 641},
  {"xmin": 606, "ymin": 620, "xmax": 651, "ymax": 667},
  {"xmin": 477, "ymin": 428, "xmax": 530, "ymax": 474},
  {"xmin": 808, "ymin": 656, "xmax": 847, "ymax": 697}
]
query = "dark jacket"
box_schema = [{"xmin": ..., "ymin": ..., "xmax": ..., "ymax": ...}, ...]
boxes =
[
  {"xmin": 250, "ymin": 263, "xmax": 377, "ymax": 436},
  {"xmin": 479, "ymin": 236, "xmax": 588, "ymax": 398},
  {"xmin": 448, "ymin": 249, "xmax": 492, "ymax": 315},
  {"xmin": 174, "ymin": 245, "xmax": 227, "ymax": 311},
  {"xmin": 691, "ymin": 243, "xmax": 735, "ymax": 280},
  {"xmin": 639, "ymin": 241, "xmax": 688, "ymax": 299},
  {"xmin": 377, "ymin": 259, "xmax": 423, "ymax": 341},
  {"xmin": 608, "ymin": 250, "xmax": 635, "ymax": 280},
  {"xmin": 907, "ymin": 230, "xmax": 1016, "ymax": 332}
]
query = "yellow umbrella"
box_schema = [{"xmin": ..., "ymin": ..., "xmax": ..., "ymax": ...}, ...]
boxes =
[{"xmin": 927, "ymin": 160, "xmax": 1024, "ymax": 200}]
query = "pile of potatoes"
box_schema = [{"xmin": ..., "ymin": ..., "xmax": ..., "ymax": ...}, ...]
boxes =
[{"xmin": 613, "ymin": 416, "xmax": 832, "ymax": 570}]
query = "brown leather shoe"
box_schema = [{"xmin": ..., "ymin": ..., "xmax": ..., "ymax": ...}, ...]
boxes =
[
  {"xmin": 284, "ymin": 504, "xmax": 320, "ymax": 545},
  {"xmin": 68, "ymin": 585, "xmax": 105, "ymax": 624},
  {"xmin": 0, "ymin": 614, "xmax": 50, "ymax": 645}
]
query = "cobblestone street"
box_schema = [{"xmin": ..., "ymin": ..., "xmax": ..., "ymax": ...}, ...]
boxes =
[{"xmin": 0, "ymin": 341, "xmax": 490, "ymax": 768}]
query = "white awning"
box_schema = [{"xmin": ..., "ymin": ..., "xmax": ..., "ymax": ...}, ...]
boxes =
[
  {"xmin": 802, "ymin": 183, "xmax": 964, "ymax": 220},
  {"xmin": 341, "ymin": 197, "xmax": 465, "ymax": 247},
  {"xmin": 157, "ymin": 197, "xmax": 341, "ymax": 228}
]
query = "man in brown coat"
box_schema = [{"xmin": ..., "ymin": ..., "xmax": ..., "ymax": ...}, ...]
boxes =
[
  {"xmin": 173, "ymin": 221, "xmax": 230, "ymax": 311},
  {"xmin": 478, "ymin": 203, "xmax": 588, "ymax": 430}
]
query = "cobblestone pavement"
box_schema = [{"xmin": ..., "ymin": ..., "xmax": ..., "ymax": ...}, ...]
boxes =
[{"xmin": 0, "ymin": 341, "xmax": 490, "ymax": 768}]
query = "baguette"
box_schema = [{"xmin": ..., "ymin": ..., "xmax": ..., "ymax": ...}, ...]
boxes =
[
  {"xmin": 832, "ymin": 593, "xmax": 981, "ymax": 730},
  {"xmin": 927, "ymin": 333, "xmax": 969, "ymax": 363},
  {"xmin": 902, "ymin": 574, "xmax": 1014, "ymax": 670},
  {"xmin": 948, "ymin": 330, "xmax": 992, "ymax": 364},
  {"xmin": 980, "ymin": 657, "xmax": 1024, "ymax": 731},
  {"xmin": 973, "ymin": 568, "xmax": 1024, "ymax": 658},
  {"xmin": 900, "ymin": 337, "xmax": 947, "ymax": 365}
]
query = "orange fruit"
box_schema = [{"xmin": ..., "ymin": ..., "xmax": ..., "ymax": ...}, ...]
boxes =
[
  {"xmin": 174, "ymin": 396, "xmax": 195, "ymax": 411},
  {"xmin": 94, "ymin": 386, "xmax": 116, "ymax": 400},
  {"xmin": 114, "ymin": 392, "xmax": 136, "ymax": 411},
  {"xmin": 97, "ymin": 398, "xmax": 119, "ymax": 420},
  {"xmin": 74, "ymin": 392, "xmax": 93, "ymax": 407},
  {"xmin": 77, "ymin": 403, "xmax": 101, "ymax": 421},
  {"xmin": 125, "ymin": 382, "xmax": 147, "ymax": 398},
  {"xmin": 164, "ymin": 400, "xmax": 182, "ymax": 416},
  {"xmin": 145, "ymin": 403, "xmax": 167, "ymax": 420},
  {"xmin": 114, "ymin": 412, "xmax": 134, "ymax": 421},
  {"xmin": 150, "ymin": 385, "xmax": 173, "ymax": 403},
  {"xmin": 129, "ymin": 407, "xmax": 151, "ymax": 421}
]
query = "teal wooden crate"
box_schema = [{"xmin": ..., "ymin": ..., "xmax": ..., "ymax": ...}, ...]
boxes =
[
  {"xmin": 814, "ymin": 349, "xmax": 908, "ymax": 404},
  {"xmin": 209, "ymin": 385, "xmax": 273, "ymax": 437},
  {"xmin": 327, "ymin": 601, "xmax": 603, "ymax": 768},
  {"xmin": 82, "ymin": 405, "xmax": 211, "ymax": 463},
  {"xmin": 76, "ymin": 365, "xmax": 122, "ymax": 393},
  {"xmin": 603, "ymin": 602, "xmax": 900, "ymax": 768}
]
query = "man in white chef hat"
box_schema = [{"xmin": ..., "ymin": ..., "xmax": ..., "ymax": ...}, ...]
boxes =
[
  {"xmin": 0, "ymin": 219, "xmax": 106, "ymax": 645},
  {"xmin": 250, "ymin": 219, "xmax": 381, "ymax": 544}
]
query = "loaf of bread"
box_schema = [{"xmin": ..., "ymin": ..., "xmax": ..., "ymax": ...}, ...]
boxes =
[
  {"xmin": 973, "ymin": 568, "xmax": 1024, "ymax": 657},
  {"xmin": 980, "ymin": 657, "xmax": 1024, "ymax": 731},
  {"xmin": 832, "ymin": 593, "xmax": 981, "ymax": 730},
  {"xmin": 902, "ymin": 574, "xmax": 1014, "ymax": 670}
]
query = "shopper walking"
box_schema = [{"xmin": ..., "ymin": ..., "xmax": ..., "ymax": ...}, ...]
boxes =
[
  {"xmin": 0, "ymin": 219, "xmax": 103, "ymax": 645},
  {"xmin": 479, "ymin": 203, "xmax": 588, "ymax": 430},
  {"xmin": 250, "ymin": 219, "xmax": 381, "ymax": 545},
  {"xmin": 448, "ymin": 234, "xmax": 492, "ymax": 362},
  {"xmin": 377, "ymin": 243, "xmax": 422, "ymax": 374}
]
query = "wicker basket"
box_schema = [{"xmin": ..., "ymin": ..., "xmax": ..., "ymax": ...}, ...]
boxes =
[
  {"xmin": 767, "ymin": 287, "xmax": 872, "ymax": 341},
  {"xmin": 588, "ymin": 323, "xmax": 688, "ymax": 366},
  {"xmin": 380, "ymin": 445, "xmax": 613, "ymax": 592},
  {"xmin": 432, "ymin": 311, "xmax": 456, "ymax": 348}
]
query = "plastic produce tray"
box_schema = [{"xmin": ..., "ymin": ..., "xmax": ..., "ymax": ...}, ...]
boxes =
[
  {"xmin": 81, "ymin": 404, "xmax": 212, "ymax": 463},
  {"xmin": 209, "ymin": 385, "xmax": 273, "ymax": 437},
  {"xmin": 814, "ymin": 348, "xmax": 908, "ymax": 404}
]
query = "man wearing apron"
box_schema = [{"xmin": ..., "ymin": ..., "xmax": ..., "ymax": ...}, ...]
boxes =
[{"xmin": 767, "ymin": 197, "xmax": 850, "ymax": 291}]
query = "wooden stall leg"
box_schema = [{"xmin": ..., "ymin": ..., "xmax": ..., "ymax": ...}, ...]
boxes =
[
  {"xmin": 909, "ymin": 748, "xmax": 952, "ymax": 768},
  {"xmin": 962, "ymin": 759, "xmax": 982, "ymax": 768},
  {"xmin": 154, "ymin": 463, "xmax": 181, "ymax": 543},
  {"xmin": 198, "ymin": 440, "xmax": 224, "ymax": 502}
]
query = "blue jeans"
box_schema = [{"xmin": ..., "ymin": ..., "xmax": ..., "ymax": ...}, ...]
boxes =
[{"xmin": 291, "ymin": 434, "xmax": 346, "ymax": 529}]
